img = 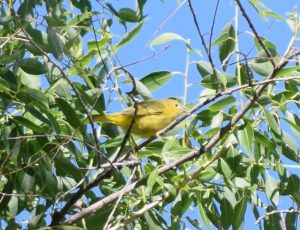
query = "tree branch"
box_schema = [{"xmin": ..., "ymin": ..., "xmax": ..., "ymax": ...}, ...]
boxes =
[
  {"xmin": 235, "ymin": 0, "xmax": 276, "ymax": 67},
  {"xmin": 255, "ymin": 209, "xmax": 300, "ymax": 225}
]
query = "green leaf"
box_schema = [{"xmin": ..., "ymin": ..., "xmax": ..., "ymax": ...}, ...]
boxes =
[
  {"xmin": 286, "ymin": 174, "xmax": 300, "ymax": 204},
  {"xmin": 55, "ymin": 155, "xmax": 83, "ymax": 181},
  {"xmin": 220, "ymin": 198, "xmax": 234, "ymax": 229},
  {"xmin": 87, "ymin": 38, "xmax": 109, "ymax": 51},
  {"xmin": 204, "ymin": 202, "xmax": 222, "ymax": 229},
  {"xmin": 40, "ymin": 170, "xmax": 58, "ymax": 197},
  {"xmin": 237, "ymin": 122, "xmax": 254, "ymax": 155},
  {"xmin": 18, "ymin": 58, "xmax": 48, "ymax": 75},
  {"xmin": 26, "ymin": 106, "xmax": 50, "ymax": 125},
  {"xmin": 0, "ymin": 16, "xmax": 14, "ymax": 25},
  {"xmin": 116, "ymin": 21, "xmax": 144, "ymax": 48},
  {"xmin": 144, "ymin": 211, "xmax": 164, "ymax": 230},
  {"xmin": 250, "ymin": 61, "xmax": 274, "ymax": 76},
  {"xmin": 47, "ymin": 27, "xmax": 64, "ymax": 60},
  {"xmin": 263, "ymin": 206, "xmax": 282, "ymax": 229},
  {"xmin": 234, "ymin": 177, "xmax": 250, "ymax": 189},
  {"xmin": 162, "ymin": 138, "xmax": 191, "ymax": 164},
  {"xmin": 171, "ymin": 190, "xmax": 192, "ymax": 217},
  {"xmin": 150, "ymin": 32, "xmax": 185, "ymax": 47},
  {"xmin": 198, "ymin": 203, "xmax": 211, "ymax": 229},
  {"xmin": 13, "ymin": 116, "xmax": 49, "ymax": 133},
  {"xmin": 68, "ymin": 11, "xmax": 97, "ymax": 26},
  {"xmin": 18, "ymin": 0, "xmax": 41, "ymax": 16},
  {"xmin": 285, "ymin": 208, "xmax": 297, "ymax": 230},
  {"xmin": 265, "ymin": 175, "xmax": 279, "ymax": 205},
  {"xmin": 209, "ymin": 96, "xmax": 235, "ymax": 112},
  {"xmin": 164, "ymin": 183, "xmax": 177, "ymax": 197},
  {"xmin": 147, "ymin": 168, "xmax": 158, "ymax": 192},
  {"xmin": 18, "ymin": 88, "xmax": 49, "ymax": 109},
  {"xmin": 239, "ymin": 63, "xmax": 254, "ymax": 85},
  {"xmin": 265, "ymin": 11, "xmax": 285, "ymax": 20},
  {"xmin": 212, "ymin": 33, "xmax": 229, "ymax": 46},
  {"xmin": 219, "ymin": 158, "xmax": 232, "ymax": 180},
  {"xmin": 254, "ymin": 131, "xmax": 274, "ymax": 149},
  {"xmin": 201, "ymin": 73, "xmax": 236, "ymax": 90},
  {"xmin": 118, "ymin": 8, "xmax": 139, "ymax": 22},
  {"xmin": 150, "ymin": 32, "xmax": 198, "ymax": 53},
  {"xmin": 85, "ymin": 205, "xmax": 112, "ymax": 230},
  {"xmin": 233, "ymin": 197, "xmax": 247, "ymax": 229},
  {"xmin": 22, "ymin": 173, "xmax": 35, "ymax": 193},
  {"xmin": 281, "ymin": 131, "xmax": 299, "ymax": 154},
  {"xmin": 281, "ymin": 144, "xmax": 300, "ymax": 163},
  {"xmin": 264, "ymin": 109, "xmax": 281, "ymax": 136},
  {"xmin": 20, "ymin": 71, "xmax": 41, "ymax": 89},
  {"xmin": 8, "ymin": 196, "xmax": 18, "ymax": 218},
  {"xmin": 56, "ymin": 97, "xmax": 81, "ymax": 129},
  {"xmin": 197, "ymin": 61, "xmax": 213, "ymax": 77},
  {"xmin": 134, "ymin": 79, "xmax": 152, "ymax": 99},
  {"xmin": 218, "ymin": 23, "xmax": 235, "ymax": 65},
  {"xmin": 140, "ymin": 71, "xmax": 172, "ymax": 92},
  {"xmin": 254, "ymin": 36, "xmax": 277, "ymax": 55},
  {"xmin": 276, "ymin": 66, "xmax": 300, "ymax": 77},
  {"xmin": 25, "ymin": 27, "xmax": 51, "ymax": 54}
]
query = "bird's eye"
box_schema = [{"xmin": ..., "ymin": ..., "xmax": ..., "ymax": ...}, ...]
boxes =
[{"xmin": 175, "ymin": 104, "xmax": 178, "ymax": 107}]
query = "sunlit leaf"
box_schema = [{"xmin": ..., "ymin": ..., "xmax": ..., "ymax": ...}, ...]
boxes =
[
  {"xmin": 140, "ymin": 71, "xmax": 172, "ymax": 92},
  {"xmin": 116, "ymin": 21, "xmax": 144, "ymax": 48}
]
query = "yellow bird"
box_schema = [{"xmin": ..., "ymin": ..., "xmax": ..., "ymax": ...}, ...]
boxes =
[{"xmin": 92, "ymin": 98, "xmax": 185, "ymax": 137}]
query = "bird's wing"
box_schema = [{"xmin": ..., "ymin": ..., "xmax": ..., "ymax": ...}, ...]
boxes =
[{"xmin": 121, "ymin": 100, "xmax": 164, "ymax": 116}]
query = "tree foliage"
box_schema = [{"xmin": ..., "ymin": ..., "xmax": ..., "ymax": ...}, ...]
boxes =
[{"xmin": 0, "ymin": 0, "xmax": 300, "ymax": 229}]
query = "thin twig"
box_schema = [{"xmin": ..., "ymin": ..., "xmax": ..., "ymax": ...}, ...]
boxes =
[
  {"xmin": 187, "ymin": 0, "xmax": 221, "ymax": 92},
  {"xmin": 109, "ymin": 195, "xmax": 166, "ymax": 230},
  {"xmin": 255, "ymin": 209, "xmax": 300, "ymax": 225},
  {"xmin": 108, "ymin": 45, "xmax": 170, "ymax": 75},
  {"xmin": 113, "ymin": 68, "xmax": 138, "ymax": 162},
  {"xmin": 208, "ymin": 0, "xmax": 221, "ymax": 55},
  {"xmin": 235, "ymin": 0, "xmax": 276, "ymax": 67},
  {"xmin": 0, "ymin": 191, "xmax": 50, "ymax": 199},
  {"xmin": 103, "ymin": 167, "xmax": 137, "ymax": 230},
  {"xmin": 148, "ymin": 0, "xmax": 187, "ymax": 46}
]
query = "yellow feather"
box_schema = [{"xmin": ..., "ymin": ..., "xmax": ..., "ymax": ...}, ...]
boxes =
[{"xmin": 93, "ymin": 98, "xmax": 184, "ymax": 137}]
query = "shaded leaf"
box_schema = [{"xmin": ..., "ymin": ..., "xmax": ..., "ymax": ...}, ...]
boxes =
[
  {"xmin": 116, "ymin": 21, "xmax": 144, "ymax": 48},
  {"xmin": 56, "ymin": 97, "xmax": 81, "ymax": 129},
  {"xmin": 47, "ymin": 27, "xmax": 64, "ymax": 60},
  {"xmin": 119, "ymin": 8, "xmax": 139, "ymax": 22},
  {"xmin": 13, "ymin": 116, "xmax": 49, "ymax": 133},
  {"xmin": 18, "ymin": 58, "xmax": 48, "ymax": 75},
  {"xmin": 233, "ymin": 197, "xmax": 247, "ymax": 229}
]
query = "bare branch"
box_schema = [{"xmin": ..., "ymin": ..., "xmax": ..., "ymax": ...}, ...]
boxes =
[
  {"xmin": 235, "ymin": 0, "xmax": 276, "ymax": 67},
  {"xmin": 208, "ymin": 0, "xmax": 221, "ymax": 55},
  {"xmin": 255, "ymin": 209, "xmax": 300, "ymax": 225},
  {"xmin": 187, "ymin": 0, "xmax": 221, "ymax": 91}
]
